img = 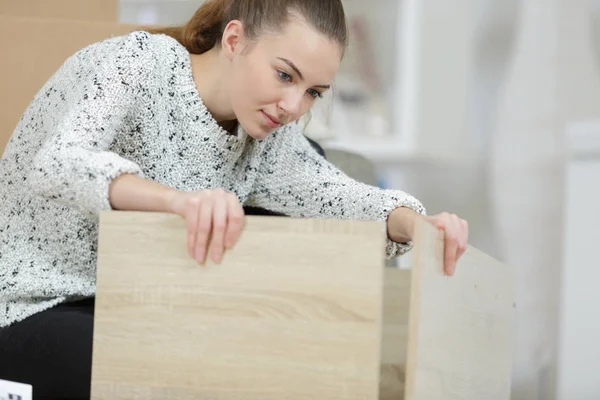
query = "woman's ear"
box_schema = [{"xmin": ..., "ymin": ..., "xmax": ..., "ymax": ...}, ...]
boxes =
[{"xmin": 221, "ymin": 20, "xmax": 244, "ymax": 61}]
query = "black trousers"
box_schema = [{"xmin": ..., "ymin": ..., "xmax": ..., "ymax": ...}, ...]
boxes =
[{"xmin": 0, "ymin": 298, "xmax": 96, "ymax": 400}]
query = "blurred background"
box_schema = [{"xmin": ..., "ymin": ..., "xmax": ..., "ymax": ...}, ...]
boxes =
[{"xmin": 118, "ymin": 1, "xmax": 600, "ymax": 399}]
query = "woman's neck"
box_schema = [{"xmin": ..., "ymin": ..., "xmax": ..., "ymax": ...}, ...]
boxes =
[{"xmin": 189, "ymin": 48, "xmax": 238, "ymax": 133}]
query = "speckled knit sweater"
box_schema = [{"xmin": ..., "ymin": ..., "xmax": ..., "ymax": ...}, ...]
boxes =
[{"xmin": 0, "ymin": 30, "xmax": 426, "ymax": 327}]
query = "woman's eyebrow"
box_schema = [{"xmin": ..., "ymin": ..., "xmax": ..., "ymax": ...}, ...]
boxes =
[
  {"xmin": 277, "ymin": 57, "xmax": 303, "ymax": 79},
  {"xmin": 277, "ymin": 57, "xmax": 331, "ymax": 89}
]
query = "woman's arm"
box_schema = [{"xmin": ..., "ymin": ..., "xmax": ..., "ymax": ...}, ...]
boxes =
[
  {"xmin": 27, "ymin": 31, "xmax": 155, "ymax": 216},
  {"xmin": 245, "ymin": 123, "xmax": 427, "ymax": 258},
  {"xmin": 387, "ymin": 205, "xmax": 422, "ymax": 243},
  {"xmin": 108, "ymin": 174, "xmax": 177, "ymax": 212}
]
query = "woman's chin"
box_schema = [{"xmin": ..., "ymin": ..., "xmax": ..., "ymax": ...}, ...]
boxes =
[
  {"xmin": 240, "ymin": 120, "xmax": 278, "ymax": 140},
  {"xmin": 247, "ymin": 131, "xmax": 273, "ymax": 141}
]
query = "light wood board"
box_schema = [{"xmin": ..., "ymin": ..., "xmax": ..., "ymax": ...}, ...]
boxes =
[
  {"xmin": 404, "ymin": 218, "xmax": 516, "ymax": 400},
  {"xmin": 91, "ymin": 211, "xmax": 387, "ymax": 400},
  {"xmin": 380, "ymin": 268, "xmax": 410, "ymax": 400}
]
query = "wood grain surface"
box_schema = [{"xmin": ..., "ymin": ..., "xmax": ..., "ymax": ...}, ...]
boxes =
[
  {"xmin": 91, "ymin": 211, "xmax": 387, "ymax": 399},
  {"xmin": 404, "ymin": 218, "xmax": 516, "ymax": 400},
  {"xmin": 379, "ymin": 268, "xmax": 410, "ymax": 400}
]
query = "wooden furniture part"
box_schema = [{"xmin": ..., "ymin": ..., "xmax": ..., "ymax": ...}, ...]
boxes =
[
  {"xmin": 379, "ymin": 267, "xmax": 410, "ymax": 399},
  {"xmin": 404, "ymin": 218, "xmax": 516, "ymax": 399},
  {"xmin": 91, "ymin": 212, "xmax": 515, "ymax": 399},
  {"xmin": 92, "ymin": 212, "xmax": 386, "ymax": 399}
]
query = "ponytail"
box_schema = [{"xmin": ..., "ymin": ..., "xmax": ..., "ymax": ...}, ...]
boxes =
[{"xmin": 145, "ymin": 0, "xmax": 229, "ymax": 54}]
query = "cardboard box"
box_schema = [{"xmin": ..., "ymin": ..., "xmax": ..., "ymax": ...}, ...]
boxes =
[
  {"xmin": 0, "ymin": 0, "xmax": 124, "ymax": 154},
  {"xmin": 0, "ymin": 0, "xmax": 117, "ymax": 21},
  {"xmin": 0, "ymin": 15, "xmax": 140, "ymax": 154}
]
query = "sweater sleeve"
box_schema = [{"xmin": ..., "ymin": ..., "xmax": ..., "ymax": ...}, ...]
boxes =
[
  {"xmin": 27, "ymin": 31, "xmax": 153, "ymax": 216},
  {"xmin": 246, "ymin": 123, "xmax": 427, "ymax": 258}
]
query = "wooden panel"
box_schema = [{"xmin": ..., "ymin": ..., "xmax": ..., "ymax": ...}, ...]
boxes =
[
  {"xmin": 0, "ymin": 16, "xmax": 137, "ymax": 154},
  {"xmin": 380, "ymin": 268, "xmax": 410, "ymax": 400},
  {"xmin": 404, "ymin": 218, "xmax": 515, "ymax": 400},
  {"xmin": 91, "ymin": 212, "xmax": 386, "ymax": 400},
  {"xmin": 0, "ymin": 0, "xmax": 117, "ymax": 21}
]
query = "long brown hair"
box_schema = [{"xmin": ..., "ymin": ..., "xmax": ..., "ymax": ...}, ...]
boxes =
[{"xmin": 146, "ymin": 0, "xmax": 349, "ymax": 56}]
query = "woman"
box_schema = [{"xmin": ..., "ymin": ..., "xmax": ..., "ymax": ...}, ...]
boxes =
[{"xmin": 0, "ymin": 0, "xmax": 468, "ymax": 398}]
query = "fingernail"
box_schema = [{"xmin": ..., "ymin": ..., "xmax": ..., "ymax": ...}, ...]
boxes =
[{"xmin": 196, "ymin": 250, "xmax": 204, "ymax": 264}]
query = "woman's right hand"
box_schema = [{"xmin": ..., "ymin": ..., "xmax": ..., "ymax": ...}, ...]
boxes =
[{"xmin": 167, "ymin": 188, "xmax": 246, "ymax": 265}]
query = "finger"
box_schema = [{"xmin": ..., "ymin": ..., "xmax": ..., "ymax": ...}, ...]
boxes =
[
  {"xmin": 424, "ymin": 214, "xmax": 443, "ymax": 229},
  {"xmin": 195, "ymin": 195, "xmax": 213, "ymax": 264},
  {"xmin": 444, "ymin": 215, "xmax": 460, "ymax": 276},
  {"xmin": 225, "ymin": 194, "xmax": 245, "ymax": 249},
  {"xmin": 457, "ymin": 244, "xmax": 467, "ymax": 259},
  {"xmin": 187, "ymin": 197, "xmax": 201, "ymax": 260},
  {"xmin": 210, "ymin": 195, "xmax": 228, "ymax": 264},
  {"xmin": 445, "ymin": 230, "xmax": 458, "ymax": 276},
  {"xmin": 456, "ymin": 218, "xmax": 469, "ymax": 259}
]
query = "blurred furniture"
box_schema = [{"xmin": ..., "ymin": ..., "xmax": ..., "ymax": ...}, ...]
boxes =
[
  {"xmin": 324, "ymin": 148, "xmax": 379, "ymax": 187},
  {"xmin": 556, "ymin": 120, "xmax": 600, "ymax": 400},
  {"xmin": 91, "ymin": 212, "xmax": 515, "ymax": 399}
]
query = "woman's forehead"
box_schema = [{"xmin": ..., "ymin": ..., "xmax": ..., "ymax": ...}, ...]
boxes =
[{"xmin": 256, "ymin": 20, "xmax": 342, "ymax": 79}]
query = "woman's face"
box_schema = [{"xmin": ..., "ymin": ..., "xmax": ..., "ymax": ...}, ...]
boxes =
[{"xmin": 222, "ymin": 18, "xmax": 342, "ymax": 140}]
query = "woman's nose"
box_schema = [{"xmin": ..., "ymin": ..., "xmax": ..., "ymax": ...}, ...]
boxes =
[{"xmin": 278, "ymin": 90, "xmax": 304, "ymax": 118}]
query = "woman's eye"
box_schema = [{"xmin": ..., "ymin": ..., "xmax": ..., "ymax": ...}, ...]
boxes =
[
  {"xmin": 307, "ymin": 89, "xmax": 323, "ymax": 99},
  {"xmin": 278, "ymin": 70, "xmax": 292, "ymax": 82}
]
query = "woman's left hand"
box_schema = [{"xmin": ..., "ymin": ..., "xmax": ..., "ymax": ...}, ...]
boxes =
[
  {"xmin": 423, "ymin": 212, "xmax": 469, "ymax": 276},
  {"xmin": 388, "ymin": 207, "xmax": 469, "ymax": 276}
]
